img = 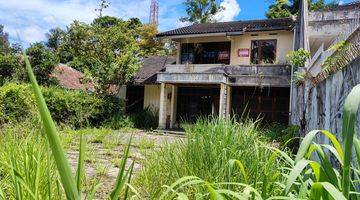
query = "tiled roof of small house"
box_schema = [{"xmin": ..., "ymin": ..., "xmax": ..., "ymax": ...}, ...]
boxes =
[
  {"xmin": 134, "ymin": 56, "xmax": 176, "ymax": 84},
  {"xmin": 157, "ymin": 18, "xmax": 295, "ymax": 37},
  {"xmin": 51, "ymin": 64, "xmax": 94, "ymax": 91}
]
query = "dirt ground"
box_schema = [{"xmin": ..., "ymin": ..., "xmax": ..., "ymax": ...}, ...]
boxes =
[{"xmin": 66, "ymin": 129, "xmax": 184, "ymax": 198}]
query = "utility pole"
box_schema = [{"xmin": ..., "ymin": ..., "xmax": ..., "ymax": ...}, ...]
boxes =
[{"xmin": 149, "ymin": 0, "xmax": 159, "ymax": 25}]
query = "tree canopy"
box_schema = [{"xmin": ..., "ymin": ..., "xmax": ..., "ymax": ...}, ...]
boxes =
[
  {"xmin": 266, "ymin": 0, "xmax": 340, "ymax": 19},
  {"xmin": 180, "ymin": 0, "xmax": 224, "ymax": 24},
  {"xmin": 50, "ymin": 16, "xmax": 165, "ymax": 94},
  {"xmin": 1, "ymin": 13, "xmax": 167, "ymax": 95}
]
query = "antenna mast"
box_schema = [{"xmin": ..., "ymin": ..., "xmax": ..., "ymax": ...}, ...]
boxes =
[{"xmin": 149, "ymin": 0, "xmax": 159, "ymax": 25}]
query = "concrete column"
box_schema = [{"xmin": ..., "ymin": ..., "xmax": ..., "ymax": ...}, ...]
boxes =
[
  {"xmin": 176, "ymin": 42, "xmax": 181, "ymax": 64},
  {"xmin": 158, "ymin": 83, "xmax": 167, "ymax": 129},
  {"xmin": 226, "ymin": 85, "xmax": 232, "ymax": 117},
  {"xmin": 170, "ymin": 85, "xmax": 178, "ymax": 129},
  {"xmin": 219, "ymin": 83, "xmax": 228, "ymax": 118}
]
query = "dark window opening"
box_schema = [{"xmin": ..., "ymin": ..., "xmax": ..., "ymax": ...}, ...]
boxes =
[
  {"xmin": 181, "ymin": 42, "xmax": 231, "ymax": 64},
  {"xmin": 251, "ymin": 40, "xmax": 277, "ymax": 64},
  {"xmin": 125, "ymin": 85, "xmax": 144, "ymax": 114}
]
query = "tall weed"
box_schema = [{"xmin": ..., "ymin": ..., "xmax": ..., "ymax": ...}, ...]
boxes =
[{"xmin": 135, "ymin": 118, "xmax": 287, "ymax": 198}]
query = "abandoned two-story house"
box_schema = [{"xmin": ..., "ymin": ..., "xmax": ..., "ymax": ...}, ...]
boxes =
[
  {"xmin": 123, "ymin": 2, "xmax": 360, "ymax": 130},
  {"xmin": 126, "ymin": 17, "xmax": 294, "ymax": 129}
]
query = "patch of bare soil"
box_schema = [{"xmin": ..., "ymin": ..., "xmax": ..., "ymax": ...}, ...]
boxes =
[{"xmin": 66, "ymin": 130, "xmax": 184, "ymax": 199}]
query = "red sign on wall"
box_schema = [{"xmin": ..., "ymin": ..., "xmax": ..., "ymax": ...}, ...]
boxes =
[{"xmin": 238, "ymin": 48, "xmax": 249, "ymax": 57}]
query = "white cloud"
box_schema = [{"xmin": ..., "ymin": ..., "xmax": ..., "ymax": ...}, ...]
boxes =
[
  {"xmin": 214, "ymin": 0, "xmax": 241, "ymax": 22},
  {"xmin": 22, "ymin": 26, "xmax": 47, "ymax": 43},
  {"xmin": 43, "ymin": 15, "xmax": 57, "ymax": 25},
  {"xmin": 0, "ymin": 0, "xmax": 186, "ymax": 44}
]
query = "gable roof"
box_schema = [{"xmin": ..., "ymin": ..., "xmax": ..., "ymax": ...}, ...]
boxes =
[
  {"xmin": 157, "ymin": 18, "xmax": 295, "ymax": 37},
  {"xmin": 134, "ymin": 56, "xmax": 176, "ymax": 84}
]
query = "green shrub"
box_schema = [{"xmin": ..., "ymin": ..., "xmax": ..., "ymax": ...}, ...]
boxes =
[
  {"xmin": 0, "ymin": 83, "xmax": 125, "ymax": 128},
  {"xmin": 0, "ymin": 84, "xmax": 36, "ymax": 124},
  {"xmin": 135, "ymin": 118, "xmax": 287, "ymax": 197},
  {"xmin": 102, "ymin": 114, "xmax": 135, "ymax": 130},
  {"xmin": 262, "ymin": 124, "xmax": 300, "ymax": 153},
  {"xmin": 131, "ymin": 107, "xmax": 158, "ymax": 130},
  {"xmin": 286, "ymin": 48, "xmax": 311, "ymax": 69}
]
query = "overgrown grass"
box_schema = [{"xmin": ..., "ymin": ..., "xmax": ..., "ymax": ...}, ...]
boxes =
[
  {"xmin": 135, "ymin": 118, "xmax": 288, "ymax": 198},
  {"xmin": 0, "ymin": 122, "xmax": 61, "ymax": 199}
]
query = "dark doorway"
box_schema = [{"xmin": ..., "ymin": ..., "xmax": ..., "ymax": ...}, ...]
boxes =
[
  {"xmin": 125, "ymin": 85, "xmax": 144, "ymax": 114},
  {"xmin": 177, "ymin": 87, "xmax": 220, "ymax": 124},
  {"xmin": 231, "ymin": 87, "xmax": 290, "ymax": 124}
]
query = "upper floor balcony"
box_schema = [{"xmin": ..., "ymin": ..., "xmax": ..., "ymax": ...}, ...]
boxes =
[{"xmin": 157, "ymin": 64, "xmax": 291, "ymax": 87}]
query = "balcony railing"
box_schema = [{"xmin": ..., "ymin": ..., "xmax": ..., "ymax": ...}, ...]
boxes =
[
  {"xmin": 157, "ymin": 64, "xmax": 291, "ymax": 87},
  {"xmin": 164, "ymin": 64, "xmax": 291, "ymax": 76}
]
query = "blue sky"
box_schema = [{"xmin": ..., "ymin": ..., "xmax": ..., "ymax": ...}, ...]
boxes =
[{"xmin": 0, "ymin": 0, "xmax": 353, "ymax": 46}]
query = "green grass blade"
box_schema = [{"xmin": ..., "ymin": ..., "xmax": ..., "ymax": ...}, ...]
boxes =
[
  {"xmin": 123, "ymin": 161, "xmax": 135, "ymax": 200},
  {"xmin": 159, "ymin": 176, "xmax": 203, "ymax": 200},
  {"xmin": 0, "ymin": 186, "xmax": 4, "ymax": 200},
  {"xmin": 320, "ymin": 130, "xmax": 344, "ymax": 163},
  {"xmin": 205, "ymin": 183, "xmax": 224, "ymax": 200},
  {"xmin": 341, "ymin": 84, "xmax": 360, "ymax": 198},
  {"xmin": 285, "ymin": 159, "xmax": 310, "ymax": 194},
  {"xmin": 177, "ymin": 193, "xmax": 190, "ymax": 200},
  {"xmin": 353, "ymin": 136, "xmax": 360, "ymax": 169},
  {"xmin": 46, "ymin": 141, "xmax": 52, "ymax": 200},
  {"xmin": 320, "ymin": 144, "xmax": 343, "ymax": 166},
  {"xmin": 229, "ymin": 159, "xmax": 248, "ymax": 184},
  {"xmin": 295, "ymin": 130, "xmax": 319, "ymax": 162},
  {"xmin": 296, "ymin": 130, "xmax": 343, "ymax": 163},
  {"xmin": 309, "ymin": 161, "xmax": 321, "ymax": 182},
  {"xmin": 75, "ymin": 134, "xmax": 85, "ymax": 194},
  {"xmin": 319, "ymin": 182, "xmax": 347, "ymax": 200},
  {"xmin": 313, "ymin": 144, "xmax": 339, "ymax": 187},
  {"xmin": 34, "ymin": 154, "xmax": 41, "ymax": 199},
  {"xmin": 124, "ymin": 183, "xmax": 142, "ymax": 199},
  {"xmin": 87, "ymin": 182, "xmax": 102, "ymax": 200},
  {"xmin": 23, "ymin": 51, "xmax": 79, "ymax": 199},
  {"xmin": 310, "ymin": 183, "xmax": 323, "ymax": 200},
  {"xmin": 217, "ymin": 189, "xmax": 247, "ymax": 199},
  {"xmin": 110, "ymin": 135, "xmax": 133, "ymax": 200}
]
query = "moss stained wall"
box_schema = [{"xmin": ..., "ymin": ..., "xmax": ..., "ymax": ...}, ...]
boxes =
[{"xmin": 291, "ymin": 57, "xmax": 360, "ymax": 143}]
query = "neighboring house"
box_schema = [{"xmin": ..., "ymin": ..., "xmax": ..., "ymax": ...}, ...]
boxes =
[
  {"xmin": 51, "ymin": 64, "xmax": 94, "ymax": 91},
  {"xmin": 124, "ymin": 56, "xmax": 176, "ymax": 114}
]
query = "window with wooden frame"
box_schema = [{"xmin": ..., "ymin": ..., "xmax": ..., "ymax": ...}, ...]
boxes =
[{"xmin": 250, "ymin": 40, "xmax": 277, "ymax": 64}]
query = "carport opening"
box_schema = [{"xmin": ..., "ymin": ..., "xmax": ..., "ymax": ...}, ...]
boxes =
[{"xmin": 231, "ymin": 86, "xmax": 290, "ymax": 124}]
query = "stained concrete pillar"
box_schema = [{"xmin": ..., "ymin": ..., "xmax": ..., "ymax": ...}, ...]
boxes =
[
  {"xmin": 219, "ymin": 83, "xmax": 230, "ymax": 118},
  {"xmin": 170, "ymin": 85, "xmax": 177, "ymax": 129},
  {"xmin": 226, "ymin": 85, "xmax": 232, "ymax": 117},
  {"xmin": 158, "ymin": 83, "xmax": 167, "ymax": 129}
]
